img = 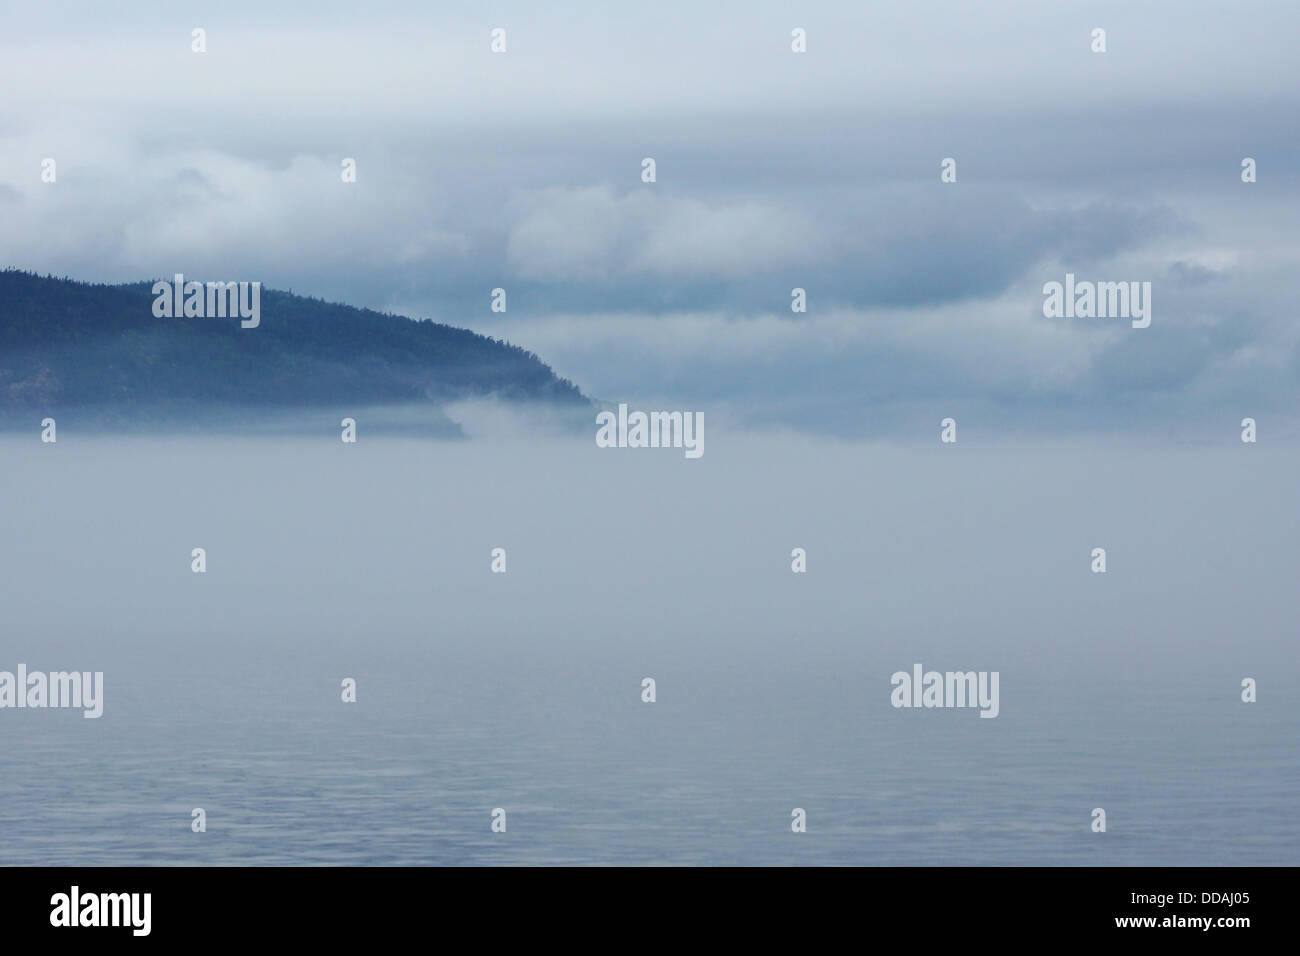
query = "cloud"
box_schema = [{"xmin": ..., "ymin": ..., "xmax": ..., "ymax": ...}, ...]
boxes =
[
  {"xmin": 506, "ymin": 185, "xmax": 827, "ymax": 280},
  {"xmin": 1, "ymin": 0, "xmax": 1297, "ymax": 434}
]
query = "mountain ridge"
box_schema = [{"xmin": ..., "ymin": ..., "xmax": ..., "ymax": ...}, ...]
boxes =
[{"xmin": 0, "ymin": 270, "xmax": 586, "ymax": 426}]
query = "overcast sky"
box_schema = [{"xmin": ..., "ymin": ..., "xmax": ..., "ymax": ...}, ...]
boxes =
[{"xmin": 2, "ymin": 0, "xmax": 1297, "ymax": 433}]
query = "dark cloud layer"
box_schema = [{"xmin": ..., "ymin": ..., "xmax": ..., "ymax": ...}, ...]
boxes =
[{"xmin": 1, "ymin": 1, "xmax": 1297, "ymax": 433}]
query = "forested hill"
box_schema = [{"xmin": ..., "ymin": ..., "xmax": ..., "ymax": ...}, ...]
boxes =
[{"xmin": 0, "ymin": 270, "xmax": 586, "ymax": 418}]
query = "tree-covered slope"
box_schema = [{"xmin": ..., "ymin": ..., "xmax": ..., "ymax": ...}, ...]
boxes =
[{"xmin": 0, "ymin": 270, "xmax": 585, "ymax": 414}]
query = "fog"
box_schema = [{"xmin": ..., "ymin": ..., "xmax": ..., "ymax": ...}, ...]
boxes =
[
  {"xmin": 5, "ymin": 428, "xmax": 1295, "ymax": 671},
  {"xmin": 1, "ymin": 430, "xmax": 1294, "ymax": 864}
]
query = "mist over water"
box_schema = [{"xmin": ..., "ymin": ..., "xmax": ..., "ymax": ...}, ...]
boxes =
[{"xmin": 2, "ymin": 429, "xmax": 1296, "ymax": 865}]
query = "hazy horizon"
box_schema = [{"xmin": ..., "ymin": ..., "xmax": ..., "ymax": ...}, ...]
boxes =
[
  {"xmin": 2, "ymin": 434, "xmax": 1296, "ymax": 865},
  {"xmin": 1, "ymin": 0, "xmax": 1296, "ymax": 869},
  {"xmin": 3, "ymin": 1, "xmax": 1299, "ymax": 436}
]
